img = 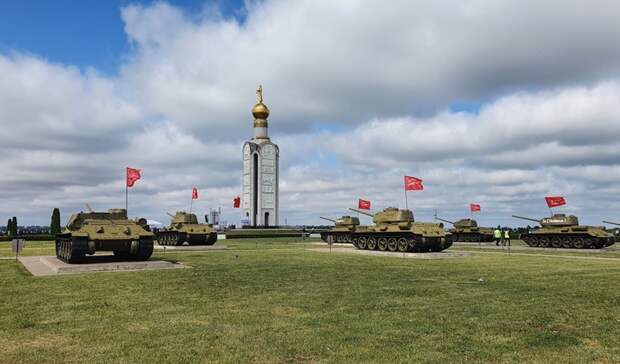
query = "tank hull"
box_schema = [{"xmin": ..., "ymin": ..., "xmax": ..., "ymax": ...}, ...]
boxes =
[
  {"xmin": 157, "ymin": 231, "xmax": 218, "ymax": 246},
  {"xmin": 350, "ymin": 231, "xmax": 452, "ymax": 253},
  {"xmin": 520, "ymin": 232, "xmax": 615, "ymax": 249}
]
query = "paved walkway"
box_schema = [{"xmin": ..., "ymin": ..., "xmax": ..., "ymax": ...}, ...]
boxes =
[{"xmin": 18, "ymin": 256, "xmax": 186, "ymax": 276}]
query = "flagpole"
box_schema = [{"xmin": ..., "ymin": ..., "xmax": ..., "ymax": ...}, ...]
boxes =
[
  {"xmin": 404, "ymin": 189, "xmax": 409, "ymax": 210},
  {"xmin": 125, "ymin": 177, "xmax": 128, "ymax": 214},
  {"xmin": 190, "ymin": 198, "xmax": 193, "ymax": 214}
]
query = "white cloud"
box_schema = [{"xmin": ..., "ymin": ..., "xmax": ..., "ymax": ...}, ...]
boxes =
[{"xmin": 1, "ymin": 0, "xmax": 620, "ymax": 227}]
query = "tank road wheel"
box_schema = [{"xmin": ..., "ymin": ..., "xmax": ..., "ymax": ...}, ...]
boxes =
[
  {"xmin": 524, "ymin": 236, "xmax": 537, "ymax": 247},
  {"xmin": 387, "ymin": 238, "xmax": 398, "ymax": 252},
  {"xmin": 572, "ymin": 237, "xmax": 585, "ymax": 249},
  {"xmin": 538, "ymin": 237, "xmax": 550, "ymax": 248},
  {"xmin": 134, "ymin": 237, "xmax": 154, "ymax": 261},
  {"xmin": 357, "ymin": 236, "xmax": 368, "ymax": 250},
  {"xmin": 397, "ymin": 238, "xmax": 408, "ymax": 252},
  {"xmin": 351, "ymin": 237, "xmax": 359, "ymax": 248},
  {"xmin": 550, "ymin": 237, "xmax": 562, "ymax": 248},
  {"xmin": 407, "ymin": 237, "xmax": 417, "ymax": 252},
  {"xmin": 377, "ymin": 237, "xmax": 388, "ymax": 251},
  {"xmin": 562, "ymin": 238, "xmax": 573, "ymax": 249},
  {"xmin": 366, "ymin": 237, "xmax": 377, "ymax": 250},
  {"xmin": 174, "ymin": 233, "xmax": 182, "ymax": 246},
  {"xmin": 206, "ymin": 233, "xmax": 218, "ymax": 246}
]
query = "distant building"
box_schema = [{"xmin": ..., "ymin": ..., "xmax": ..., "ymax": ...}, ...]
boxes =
[{"xmin": 242, "ymin": 85, "xmax": 279, "ymax": 227}]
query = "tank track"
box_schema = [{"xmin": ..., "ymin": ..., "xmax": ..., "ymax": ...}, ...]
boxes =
[
  {"xmin": 320, "ymin": 232, "xmax": 352, "ymax": 244},
  {"xmin": 55, "ymin": 235, "xmax": 88, "ymax": 263},
  {"xmin": 157, "ymin": 231, "xmax": 217, "ymax": 246},
  {"xmin": 520, "ymin": 233, "xmax": 615, "ymax": 249},
  {"xmin": 350, "ymin": 233, "xmax": 452, "ymax": 253},
  {"xmin": 451, "ymin": 233, "xmax": 495, "ymax": 243}
]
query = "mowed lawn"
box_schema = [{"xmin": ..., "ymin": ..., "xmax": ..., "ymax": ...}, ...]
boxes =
[{"xmin": 1, "ymin": 239, "xmax": 619, "ymax": 363}]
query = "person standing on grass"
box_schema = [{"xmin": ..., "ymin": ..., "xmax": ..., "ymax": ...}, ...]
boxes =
[
  {"xmin": 494, "ymin": 227, "xmax": 501, "ymax": 246},
  {"xmin": 504, "ymin": 229, "xmax": 511, "ymax": 246}
]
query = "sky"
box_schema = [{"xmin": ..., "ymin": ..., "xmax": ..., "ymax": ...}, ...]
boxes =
[{"xmin": 1, "ymin": 0, "xmax": 620, "ymax": 228}]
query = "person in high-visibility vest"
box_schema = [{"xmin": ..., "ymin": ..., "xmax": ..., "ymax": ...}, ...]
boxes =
[
  {"xmin": 494, "ymin": 228, "xmax": 501, "ymax": 246},
  {"xmin": 504, "ymin": 229, "xmax": 511, "ymax": 246}
]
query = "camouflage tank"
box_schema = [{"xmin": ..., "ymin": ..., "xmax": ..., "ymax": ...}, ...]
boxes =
[
  {"xmin": 512, "ymin": 214, "xmax": 615, "ymax": 249},
  {"xmin": 319, "ymin": 216, "xmax": 365, "ymax": 244},
  {"xmin": 434, "ymin": 216, "xmax": 495, "ymax": 242},
  {"xmin": 157, "ymin": 211, "xmax": 217, "ymax": 246},
  {"xmin": 55, "ymin": 207, "xmax": 154, "ymax": 263},
  {"xmin": 348, "ymin": 207, "xmax": 452, "ymax": 252}
]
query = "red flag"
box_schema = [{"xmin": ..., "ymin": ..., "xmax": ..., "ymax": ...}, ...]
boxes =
[
  {"xmin": 404, "ymin": 175, "xmax": 423, "ymax": 191},
  {"xmin": 126, "ymin": 167, "xmax": 141, "ymax": 187},
  {"xmin": 470, "ymin": 203, "xmax": 481, "ymax": 212},
  {"xmin": 545, "ymin": 196, "xmax": 566, "ymax": 208},
  {"xmin": 192, "ymin": 187, "xmax": 198, "ymax": 200},
  {"xmin": 358, "ymin": 199, "xmax": 371, "ymax": 210},
  {"xmin": 233, "ymin": 196, "xmax": 241, "ymax": 208}
]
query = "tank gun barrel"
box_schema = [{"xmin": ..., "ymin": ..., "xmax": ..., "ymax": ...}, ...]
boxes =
[
  {"xmin": 167, "ymin": 212, "xmax": 174, "ymax": 218},
  {"xmin": 320, "ymin": 216, "xmax": 336, "ymax": 223},
  {"xmin": 603, "ymin": 220, "xmax": 620, "ymax": 226},
  {"xmin": 434, "ymin": 216, "xmax": 454, "ymax": 224},
  {"xmin": 349, "ymin": 208, "xmax": 373, "ymax": 217},
  {"xmin": 512, "ymin": 215, "xmax": 540, "ymax": 223}
]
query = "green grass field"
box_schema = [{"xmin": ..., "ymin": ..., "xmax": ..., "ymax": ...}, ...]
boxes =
[{"xmin": 1, "ymin": 238, "xmax": 619, "ymax": 363}]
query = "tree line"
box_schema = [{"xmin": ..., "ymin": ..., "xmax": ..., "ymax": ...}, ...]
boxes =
[{"xmin": 3, "ymin": 208, "xmax": 62, "ymax": 236}]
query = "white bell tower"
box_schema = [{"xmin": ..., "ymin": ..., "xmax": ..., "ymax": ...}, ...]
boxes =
[{"xmin": 242, "ymin": 85, "xmax": 279, "ymax": 227}]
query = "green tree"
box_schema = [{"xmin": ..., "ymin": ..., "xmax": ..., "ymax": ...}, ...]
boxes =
[
  {"xmin": 50, "ymin": 208, "xmax": 62, "ymax": 235},
  {"xmin": 11, "ymin": 216, "xmax": 17, "ymax": 236},
  {"xmin": 6, "ymin": 218, "xmax": 11, "ymax": 236}
]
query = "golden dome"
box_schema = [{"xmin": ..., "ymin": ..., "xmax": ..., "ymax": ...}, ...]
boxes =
[{"xmin": 252, "ymin": 102, "xmax": 270, "ymax": 120}]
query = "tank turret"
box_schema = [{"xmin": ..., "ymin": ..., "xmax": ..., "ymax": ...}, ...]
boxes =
[{"xmin": 512, "ymin": 213, "xmax": 614, "ymax": 249}]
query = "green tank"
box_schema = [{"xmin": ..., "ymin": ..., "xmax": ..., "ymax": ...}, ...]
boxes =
[
  {"xmin": 156, "ymin": 211, "xmax": 217, "ymax": 246},
  {"xmin": 512, "ymin": 214, "xmax": 615, "ymax": 249},
  {"xmin": 319, "ymin": 216, "xmax": 365, "ymax": 243},
  {"xmin": 348, "ymin": 207, "xmax": 452, "ymax": 252},
  {"xmin": 55, "ymin": 208, "xmax": 154, "ymax": 263},
  {"xmin": 434, "ymin": 216, "xmax": 495, "ymax": 242}
]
